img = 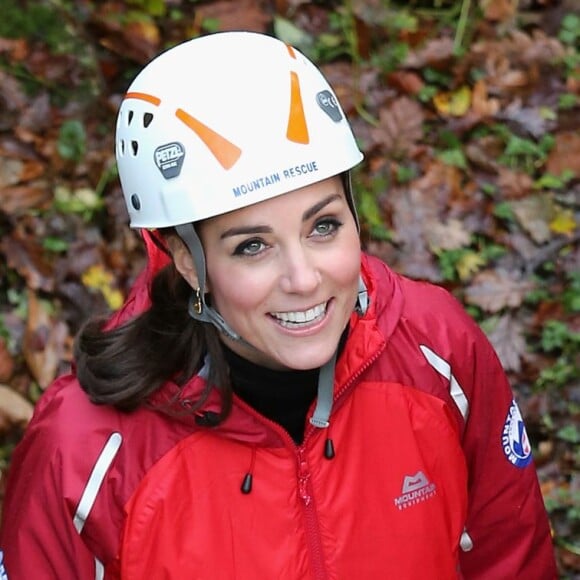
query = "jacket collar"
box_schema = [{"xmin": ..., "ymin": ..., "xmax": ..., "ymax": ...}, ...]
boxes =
[{"xmin": 111, "ymin": 241, "xmax": 403, "ymax": 441}]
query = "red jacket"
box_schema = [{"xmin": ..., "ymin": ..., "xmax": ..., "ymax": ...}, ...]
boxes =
[{"xmin": 0, "ymin": 249, "xmax": 556, "ymax": 579}]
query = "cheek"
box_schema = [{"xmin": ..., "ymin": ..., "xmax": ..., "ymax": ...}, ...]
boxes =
[
  {"xmin": 334, "ymin": 233, "xmax": 361, "ymax": 287},
  {"xmin": 207, "ymin": 265, "xmax": 271, "ymax": 314}
]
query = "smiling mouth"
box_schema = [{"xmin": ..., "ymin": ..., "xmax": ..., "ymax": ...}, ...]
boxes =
[{"xmin": 270, "ymin": 302, "xmax": 328, "ymax": 328}]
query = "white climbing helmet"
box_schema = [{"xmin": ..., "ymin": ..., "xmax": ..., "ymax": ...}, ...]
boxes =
[{"xmin": 115, "ymin": 31, "xmax": 363, "ymax": 228}]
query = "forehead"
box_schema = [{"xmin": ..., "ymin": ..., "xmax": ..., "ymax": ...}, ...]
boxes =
[{"xmin": 199, "ymin": 176, "xmax": 345, "ymax": 231}]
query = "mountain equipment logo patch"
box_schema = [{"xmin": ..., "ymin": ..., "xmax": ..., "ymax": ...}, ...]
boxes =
[
  {"xmin": 154, "ymin": 142, "xmax": 185, "ymax": 179},
  {"xmin": 394, "ymin": 471, "xmax": 437, "ymax": 510},
  {"xmin": 502, "ymin": 400, "xmax": 532, "ymax": 468}
]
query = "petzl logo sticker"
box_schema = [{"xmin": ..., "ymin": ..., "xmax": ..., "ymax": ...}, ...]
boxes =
[
  {"xmin": 316, "ymin": 90, "xmax": 342, "ymax": 122},
  {"xmin": 502, "ymin": 400, "xmax": 532, "ymax": 468},
  {"xmin": 154, "ymin": 142, "xmax": 185, "ymax": 179}
]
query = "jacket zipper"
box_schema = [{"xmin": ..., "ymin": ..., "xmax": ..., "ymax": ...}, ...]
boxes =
[
  {"xmin": 231, "ymin": 397, "xmax": 330, "ymax": 578},
  {"xmin": 297, "ymin": 445, "xmax": 328, "ymax": 580},
  {"xmin": 292, "ymin": 346, "xmax": 384, "ymax": 580},
  {"xmin": 229, "ymin": 337, "xmax": 385, "ymax": 579}
]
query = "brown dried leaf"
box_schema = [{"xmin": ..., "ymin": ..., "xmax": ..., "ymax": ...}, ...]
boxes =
[
  {"xmin": 0, "ymin": 340, "xmax": 15, "ymax": 384},
  {"xmin": 19, "ymin": 93, "xmax": 52, "ymax": 134},
  {"xmin": 371, "ymin": 97, "xmax": 424, "ymax": 156},
  {"xmin": 0, "ymin": 38, "xmax": 29, "ymax": 60},
  {"xmin": 0, "ymin": 184, "xmax": 51, "ymax": 215},
  {"xmin": 25, "ymin": 49, "xmax": 73, "ymax": 87},
  {"xmin": 0, "ymin": 385, "xmax": 34, "ymax": 432},
  {"xmin": 0, "ymin": 158, "xmax": 24, "ymax": 188},
  {"xmin": 465, "ymin": 135, "xmax": 503, "ymax": 173},
  {"xmin": 23, "ymin": 290, "xmax": 70, "ymax": 389},
  {"xmin": 193, "ymin": 0, "xmax": 271, "ymax": 33},
  {"xmin": 546, "ymin": 132, "xmax": 580, "ymax": 178},
  {"xmin": 517, "ymin": 29, "xmax": 565, "ymax": 65},
  {"xmin": 92, "ymin": 7, "xmax": 161, "ymax": 64},
  {"xmin": 465, "ymin": 268, "xmax": 536, "ymax": 312},
  {"xmin": 0, "ymin": 71, "xmax": 26, "ymax": 131},
  {"xmin": 0, "ymin": 136, "xmax": 41, "ymax": 160},
  {"xmin": 490, "ymin": 68, "xmax": 530, "ymax": 91},
  {"xmin": 511, "ymin": 194, "xmax": 555, "ymax": 244},
  {"xmin": 0, "ymin": 70, "xmax": 27, "ymax": 111},
  {"xmin": 497, "ymin": 168, "xmax": 534, "ymax": 199},
  {"xmin": 472, "ymin": 30, "xmax": 564, "ymax": 94},
  {"xmin": 471, "ymin": 79, "xmax": 500, "ymax": 117},
  {"xmin": 391, "ymin": 188, "xmax": 434, "ymax": 243},
  {"xmin": 389, "ymin": 187, "xmax": 442, "ymax": 281},
  {"xmin": 404, "ymin": 37, "xmax": 455, "ymax": 69},
  {"xmin": 386, "ymin": 71, "xmax": 424, "ymax": 96},
  {"xmin": 415, "ymin": 161, "xmax": 464, "ymax": 204},
  {"xmin": 506, "ymin": 230, "xmax": 543, "ymax": 263},
  {"xmin": 498, "ymin": 99, "xmax": 550, "ymax": 139},
  {"xmin": 0, "ymin": 231, "xmax": 54, "ymax": 292},
  {"xmin": 486, "ymin": 314, "xmax": 526, "ymax": 372},
  {"xmin": 0, "ymin": 157, "xmax": 45, "ymax": 189},
  {"xmin": 425, "ymin": 218, "xmax": 471, "ymax": 251},
  {"xmin": 480, "ymin": 0, "xmax": 517, "ymax": 22}
]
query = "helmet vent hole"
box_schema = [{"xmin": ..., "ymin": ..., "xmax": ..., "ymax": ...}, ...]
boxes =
[
  {"xmin": 118, "ymin": 140, "xmax": 125, "ymax": 156},
  {"xmin": 130, "ymin": 194, "xmax": 141, "ymax": 210},
  {"xmin": 131, "ymin": 140, "xmax": 139, "ymax": 156},
  {"xmin": 143, "ymin": 113, "xmax": 153, "ymax": 128},
  {"xmin": 128, "ymin": 110, "xmax": 134, "ymax": 125}
]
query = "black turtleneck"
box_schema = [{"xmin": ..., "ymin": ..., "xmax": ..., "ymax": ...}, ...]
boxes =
[
  {"xmin": 224, "ymin": 346, "xmax": 319, "ymax": 444},
  {"xmin": 224, "ymin": 329, "xmax": 349, "ymax": 445}
]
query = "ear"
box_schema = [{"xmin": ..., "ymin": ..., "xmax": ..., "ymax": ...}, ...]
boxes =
[{"xmin": 166, "ymin": 235, "xmax": 201, "ymax": 290}]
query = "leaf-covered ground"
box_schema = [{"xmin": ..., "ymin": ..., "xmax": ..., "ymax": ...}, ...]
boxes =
[{"xmin": 0, "ymin": 0, "xmax": 579, "ymax": 576}]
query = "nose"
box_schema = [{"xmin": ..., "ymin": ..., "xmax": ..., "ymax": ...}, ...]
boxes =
[{"xmin": 279, "ymin": 245, "xmax": 321, "ymax": 295}]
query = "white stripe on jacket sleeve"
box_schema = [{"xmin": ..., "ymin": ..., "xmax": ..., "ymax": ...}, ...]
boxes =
[
  {"xmin": 419, "ymin": 345, "xmax": 469, "ymax": 420},
  {"xmin": 72, "ymin": 432, "xmax": 123, "ymax": 579}
]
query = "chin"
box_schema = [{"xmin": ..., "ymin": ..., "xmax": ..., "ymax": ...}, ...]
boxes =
[
  {"xmin": 274, "ymin": 348, "xmax": 337, "ymax": 371},
  {"xmin": 224, "ymin": 333, "xmax": 342, "ymax": 371}
]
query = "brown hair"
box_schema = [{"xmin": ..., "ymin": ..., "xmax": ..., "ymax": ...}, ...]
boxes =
[{"xmin": 74, "ymin": 261, "xmax": 232, "ymax": 418}]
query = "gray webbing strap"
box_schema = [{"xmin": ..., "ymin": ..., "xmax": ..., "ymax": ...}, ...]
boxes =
[
  {"xmin": 355, "ymin": 276, "xmax": 369, "ymax": 315},
  {"xmin": 176, "ymin": 223, "xmax": 242, "ymax": 341},
  {"xmin": 309, "ymin": 349, "xmax": 337, "ymax": 429}
]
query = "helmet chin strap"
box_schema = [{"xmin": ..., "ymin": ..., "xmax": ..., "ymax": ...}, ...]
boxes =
[
  {"xmin": 176, "ymin": 223, "xmax": 243, "ymax": 343},
  {"xmin": 175, "ymin": 220, "xmax": 370, "ymax": 433}
]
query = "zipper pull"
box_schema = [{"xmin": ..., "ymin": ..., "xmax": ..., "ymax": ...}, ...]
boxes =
[
  {"xmin": 460, "ymin": 528, "xmax": 473, "ymax": 552},
  {"xmin": 297, "ymin": 449, "xmax": 311, "ymax": 506}
]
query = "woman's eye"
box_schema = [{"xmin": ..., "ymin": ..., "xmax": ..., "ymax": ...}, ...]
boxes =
[
  {"xmin": 312, "ymin": 218, "xmax": 342, "ymax": 237},
  {"xmin": 234, "ymin": 239, "xmax": 266, "ymax": 256}
]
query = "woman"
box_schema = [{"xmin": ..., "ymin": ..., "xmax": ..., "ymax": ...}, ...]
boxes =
[{"xmin": 0, "ymin": 31, "xmax": 556, "ymax": 579}]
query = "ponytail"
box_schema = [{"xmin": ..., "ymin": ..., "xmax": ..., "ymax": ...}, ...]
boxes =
[{"xmin": 74, "ymin": 262, "xmax": 232, "ymax": 417}]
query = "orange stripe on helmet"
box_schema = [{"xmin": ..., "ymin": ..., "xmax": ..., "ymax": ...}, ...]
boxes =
[
  {"xmin": 286, "ymin": 71, "xmax": 309, "ymax": 144},
  {"xmin": 175, "ymin": 108, "xmax": 242, "ymax": 170},
  {"xmin": 286, "ymin": 44, "xmax": 296, "ymax": 59},
  {"xmin": 124, "ymin": 92, "xmax": 161, "ymax": 106}
]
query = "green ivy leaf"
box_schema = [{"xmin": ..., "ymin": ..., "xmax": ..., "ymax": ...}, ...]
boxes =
[{"xmin": 57, "ymin": 120, "xmax": 86, "ymax": 162}]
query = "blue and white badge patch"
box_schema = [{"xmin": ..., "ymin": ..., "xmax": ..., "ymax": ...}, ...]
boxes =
[
  {"xmin": 0, "ymin": 550, "xmax": 8, "ymax": 579},
  {"xmin": 502, "ymin": 400, "xmax": 532, "ymax": 468}
]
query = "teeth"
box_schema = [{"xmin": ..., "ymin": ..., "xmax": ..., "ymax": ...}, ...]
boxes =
[{"xmin": 272, "ymin": 303, "xmax": 326, "ymax": 326}]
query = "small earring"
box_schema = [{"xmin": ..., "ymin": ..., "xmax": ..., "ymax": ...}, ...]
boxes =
[{"xmin": 193, "ymin": 288, "xmax": 203, "ymax": 314}]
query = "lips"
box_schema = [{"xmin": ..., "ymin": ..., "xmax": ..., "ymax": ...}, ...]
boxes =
[{"xmin": 270, "ymin": 302, "xmax": 327, "ymax": 328}]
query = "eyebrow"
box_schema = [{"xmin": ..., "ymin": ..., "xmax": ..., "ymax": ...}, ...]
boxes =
[
  {"xmin": 220, "ymin": 224, "xmax": 272, "ymax": 239},
  {"xmin": 303, "ymin": 193, "xmax": 342, "ymax": 221},
  {"xmin": 220, "ymin": 193, "xmax": 342, "ymax": 239}
]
